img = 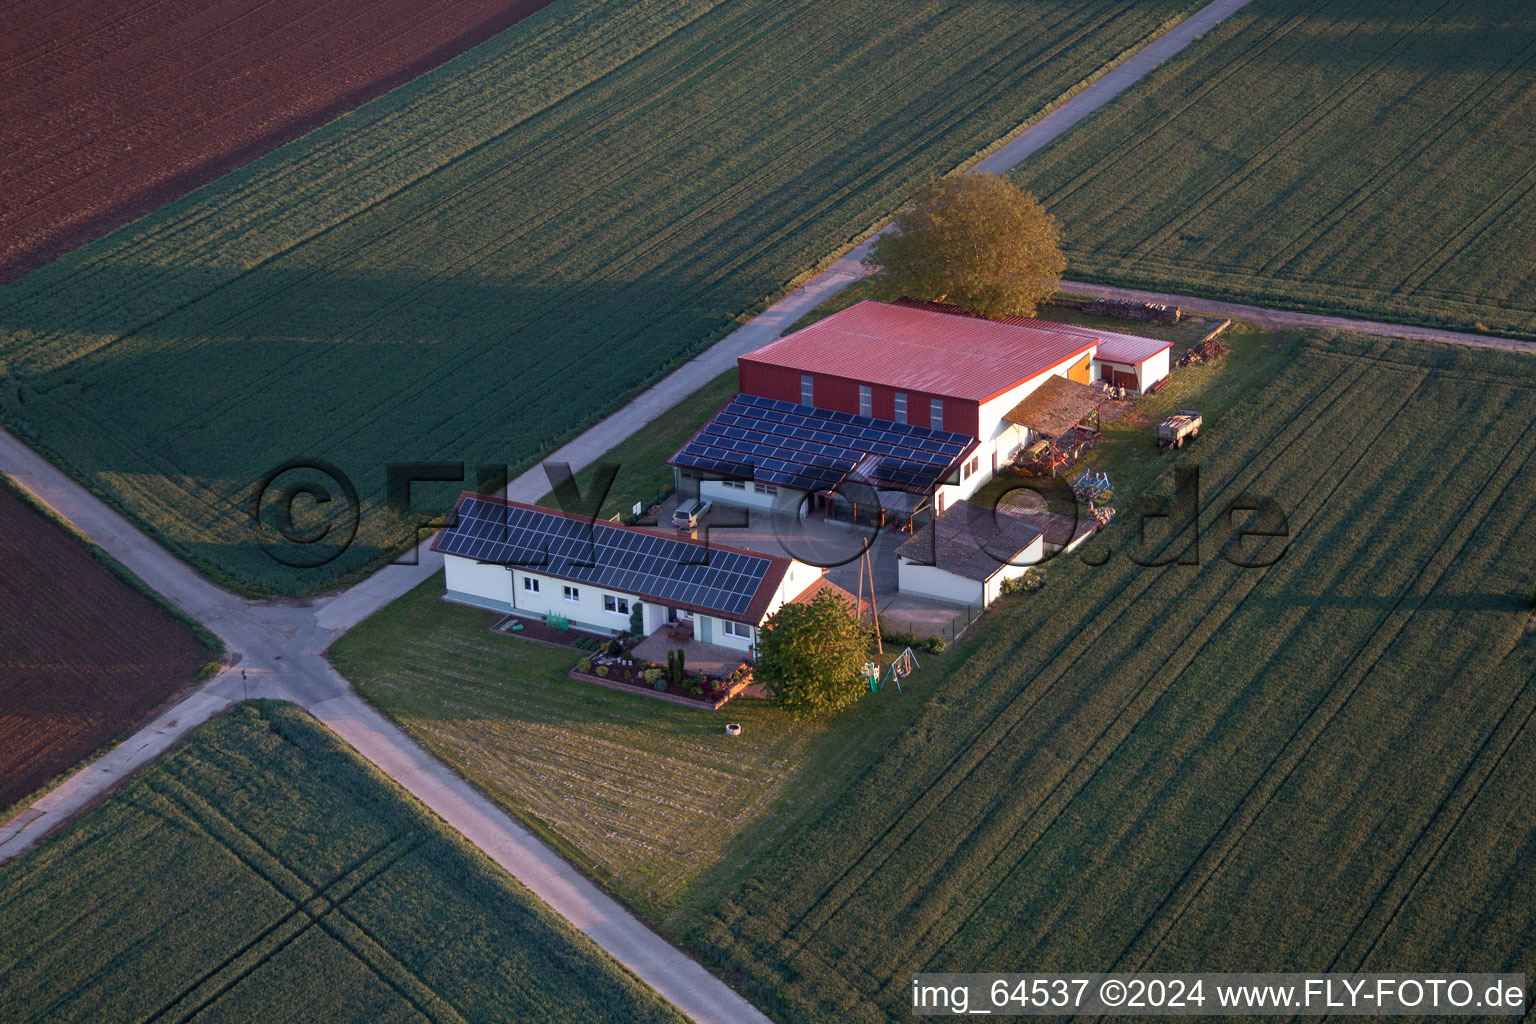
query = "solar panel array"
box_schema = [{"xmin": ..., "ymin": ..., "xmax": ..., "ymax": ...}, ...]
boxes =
[
  {"xmin": 437, "ymin": 497, "xmax": 775, "ymax": 618},
  {"xmin": 671, "ymin": 394, "xmax": 976, "ymax": 494}
]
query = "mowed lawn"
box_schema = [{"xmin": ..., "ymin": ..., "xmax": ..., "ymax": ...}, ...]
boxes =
[
  {"xmin": 0, "ymin": 0, "xmax": 1204, "ymax": 595},
  {"xmin": 1014, "ymin": 0, "xmax": 1536, "ymax": 338},
  {"xmin": 328, "ymin": 581, "xmax": 963, "ymax": 922},
  {"xmin": 690, "ymin": 333, "xmax": 1536, "ymax": 1022},
  {"xmin": 0, "ymin": 702, "xmax": 687, "ymax": 1024},
  {"xmin": 0, "ymin": 477, "xmax": 217, "ymax": 817}
]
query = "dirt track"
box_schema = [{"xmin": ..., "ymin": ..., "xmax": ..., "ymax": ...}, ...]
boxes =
[
  {"xmin": 1061, "ymin": 281, "xmax": 1536, "ymax": 355},
  {"xmin": 0, "ymin": 0, "xmax": 555, "ymax": 283}
]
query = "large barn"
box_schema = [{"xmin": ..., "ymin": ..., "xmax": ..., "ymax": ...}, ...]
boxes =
[{"xmin": 669, "ymin": 299, "xmax": 1171, "ymax": 523}]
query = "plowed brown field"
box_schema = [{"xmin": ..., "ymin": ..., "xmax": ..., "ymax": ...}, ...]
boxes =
[
  {"xmin": 0, "ymin": 483, "xmax": 210, "ymax": 811},
  {"xmin": 0, "ymin": 0, "xmax": 555, "ymax": 281}
]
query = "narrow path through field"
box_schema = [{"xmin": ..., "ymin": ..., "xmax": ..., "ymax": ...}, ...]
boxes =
[
  {"xmin": 4, "ymin": 0, "xmax": 1530, "ymax": 1020},
  {"xmin": 1060, "ymin": 281, "xmax": 1536, "ymax": 355}
]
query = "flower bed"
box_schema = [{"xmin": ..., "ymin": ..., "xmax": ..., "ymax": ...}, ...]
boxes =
[{"xmin": 569, "ymin": 653, "xmax": 753, "ymax": 710}]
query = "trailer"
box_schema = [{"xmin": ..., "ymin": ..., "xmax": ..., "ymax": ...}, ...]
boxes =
[{"xmin": 1156, "ymin": 410, "xmax": 1202, "ymax": 451}]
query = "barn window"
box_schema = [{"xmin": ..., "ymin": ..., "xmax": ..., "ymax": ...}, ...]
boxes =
[
  {"xmin": 929, "ymin": 398, "xmax": 943, "ymax": 430},
  {"xmin": 800, "ymin": 374, "xmax": 814, "ymax": 405},
  {"xmin": 859, "ymin": 385, "xmax": 872, "ymax": 417},
  {"xmin": 893, "ymin": 391, "xmax": 907, "ymax": 424}
]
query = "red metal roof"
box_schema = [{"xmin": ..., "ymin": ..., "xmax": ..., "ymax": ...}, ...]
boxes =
[
  {"xmin": 889, "ymin": 297, "xmax": 1172, "ymax": 365},
  {"xmin": 741, "ymin": 300, "xmax": 1096, "ymax": 403}
]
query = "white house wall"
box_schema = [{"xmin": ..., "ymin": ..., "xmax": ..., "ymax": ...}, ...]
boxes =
[
  {"xmin": 444, "ymin": 555, "xmax": 514, "ymax": 612},
  {"xmin": 444, "ymin": 552, "xmax": 822, "ymax": 641},
  {"xmin": 443, "ymin": 553, "xmax": 640, "ymax": 633}
]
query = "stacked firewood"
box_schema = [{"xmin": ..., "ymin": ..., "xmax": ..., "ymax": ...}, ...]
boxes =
[
  {"xmin": 1177, "ymin": 337, "xmax": 1229, "ymax": 366},
  {"xmin": 1085, "ymin": 298, "xmax": 1181, "ymax": 324}
]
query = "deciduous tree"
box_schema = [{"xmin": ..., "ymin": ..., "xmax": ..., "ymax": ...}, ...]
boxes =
[
  {"xmin": 866, "ymin": 174, "xmax": 1065, "ymax": 319},
  {"xmin": 756, "ymin": 590, "xmax": 872, "ymax": 717}
]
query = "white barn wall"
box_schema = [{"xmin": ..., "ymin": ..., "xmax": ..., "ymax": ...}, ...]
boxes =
[
  {"xmin": 1139, "ymin": 348, "xmax": 1171, "ymax": 391},
  {"xmin": 896, "ymin": 557, "xmax": 985, "ymax": 606}
]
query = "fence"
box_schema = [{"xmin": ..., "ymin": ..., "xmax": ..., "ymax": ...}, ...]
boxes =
[{"xmin": 879, "ymin": 602, "xmax": 985, "ymax": 648}]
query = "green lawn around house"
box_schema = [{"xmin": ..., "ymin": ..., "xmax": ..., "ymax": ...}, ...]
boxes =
[
  {"xmin": 328, "ymin": 575, "xmax": 966, "ymax": 924},
  {"xmin": 0, "ymin": 702, "xmax": 688, "ymax": 1024}
]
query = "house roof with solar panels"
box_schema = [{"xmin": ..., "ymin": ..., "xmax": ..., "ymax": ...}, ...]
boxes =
[{"xmin": 432, "ymin": 493, "xmax": 825, "ymax": 634}]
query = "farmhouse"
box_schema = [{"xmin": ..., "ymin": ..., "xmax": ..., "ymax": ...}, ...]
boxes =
[
  {"xmin": 670, "ymin": 300, "xmax": 1171, "ymax": 524},
  {"xmin": 433, "ymin": 493, "xmax": 824, "ymax": 655}
]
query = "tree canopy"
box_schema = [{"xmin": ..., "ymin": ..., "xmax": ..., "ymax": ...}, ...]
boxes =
[
  {"xmin": 755, "ymin": 589, "xmax": 872, "ymax": 718},
  {"xmin": 865, "ymin": 174, "xmax": 1066, "ymax": 319}
]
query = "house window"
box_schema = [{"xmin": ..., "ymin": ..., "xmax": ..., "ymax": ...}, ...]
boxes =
[
  {"xmin": 858, "ymin": 385, "xmax": 872, "ymax": 417},
  {"xmin": 753, "ymin": 482, "xmax": 778, "ymax": 495},
  {"xmin": 604, "ymin": 594, "xmax": 630, "ymax": 616},
  {"xmin": 929, "ymin": 398, "xmax": 943, "ymax": 431},
  {"xmin": 800, "ymin": 374, "xmax": 814, "ymax": 406},
  {"xmin": 523, "ymin": 576, "xmax": 540, "ymax": 593},
  {"xmin": 721, "ymin": 479, "xmax": 746, "ymax": 490},
  {"xmin": 893, "ymin": 391, "xmax": 907, "ymax": 424},
  {"xmin": 723, "ymin": 620, "xmax": 752, "ymax": 640},
  {"xmin": 562, "ymin": 585, "xmax": 579, "ymax": 603}
]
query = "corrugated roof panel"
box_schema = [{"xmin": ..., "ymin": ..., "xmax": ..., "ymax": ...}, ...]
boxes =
[{"xmin": 739, "ymin": 300, "xmax": 1098, "ymax": 402}]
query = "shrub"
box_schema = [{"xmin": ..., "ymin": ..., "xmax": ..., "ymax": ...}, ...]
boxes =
[
  {"xmin": 654, "ymin": 679, "xmax": 669, "ymax": 692},
  {"xmin": 642, "ymin": 668, "xmax": 663, "ymax": 685},
  {"xmin": 576, "ymin": 657, "xmax": 592, "ymax": 674},
  {"xmin": 924, "ymin": 636, "xmax": 945, "ymax": 654},
  {"xmin": 595, "ymin": 665, "xmax": 609, "ymax": 677},
  {"xmin": 629, "ymin": 601, "xmax": 645, "ymax": 635},
  {"xmin": 999, "ymin": 568, "xmax": 1045, "ymax": 596}
]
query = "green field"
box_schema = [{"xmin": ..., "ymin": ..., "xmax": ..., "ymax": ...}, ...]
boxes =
[
  {"xmin": 690, "ymin": 332, "xmax": 1536, "ymax": 1022},
  {"xmin": 332, "ymin": 316, "xmax": 1536, "ymax": 1022},
  {"xmin": 0, "ymin": 0, "xmax": 1204, "ymax": 595},
  {"xmin": 0, "ymin": 702, "xmax": 686, "ymax": 1024},
  {"xmin": 328, "ymin": 581, "xmax": 966, "ymax": 922},
  {"xmin": 1014, "ymin": 0, "xmax": 1536, "ymax": 338}
]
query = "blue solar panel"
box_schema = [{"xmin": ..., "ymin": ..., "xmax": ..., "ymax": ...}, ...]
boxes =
[
  {"xmin": 671, "ymin": 395, "xmax": 975, "ymax": 494},
  {"xmin": 436, "ymin": 497, "xmax": 775, "ymax": 618}
]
